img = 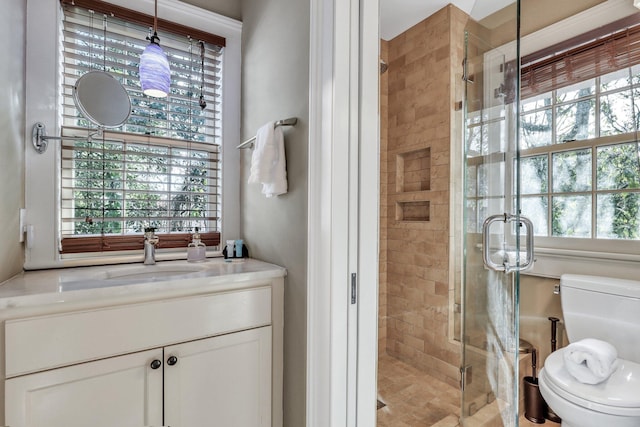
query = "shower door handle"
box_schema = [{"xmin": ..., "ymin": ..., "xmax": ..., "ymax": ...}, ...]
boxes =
[
  {"xmin": 482, "ymin": 214, "xmax": 508, "ymax": 272},
  {"xmin": 519, "ymin": 215, "xmax": 535, "ymax": 272},
  {"xmin": 482, "ymin": 213, "xmax": 535, "ymax": 273}
]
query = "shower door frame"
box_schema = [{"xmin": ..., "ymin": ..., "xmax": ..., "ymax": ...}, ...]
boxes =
[{"xmin": 460, "ymin": 5, "xmax": 526, "ymax": 425}]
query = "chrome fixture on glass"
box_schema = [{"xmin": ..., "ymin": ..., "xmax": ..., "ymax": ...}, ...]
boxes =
[
  {"xmin": 482, "ymin": 213, "xmax": 534, "ymax": 273},
  {"xmin": 139, "ymin": 0, "xmax": 171, "ymax": 98}
]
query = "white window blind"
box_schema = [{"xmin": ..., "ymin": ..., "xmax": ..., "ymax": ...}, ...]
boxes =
[
  {"xmin": 60, "ymin": 4, "xmax": 223, "ymax": 253},
  {"xmin": 62, "ymin": 5, "xmax": 223, "ymax": 142},
  {"xmin": 60, "ymin": 129, "xmax": 220, "ymax": 236}
]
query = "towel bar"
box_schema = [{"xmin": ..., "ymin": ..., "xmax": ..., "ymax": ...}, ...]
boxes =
[{"xmin": 237, "ymin": 117, "xmax": 297, "ymax": 149}]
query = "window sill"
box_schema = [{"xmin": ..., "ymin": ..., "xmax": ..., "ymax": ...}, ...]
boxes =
[
  {"xmin": 524, "ymin": 246, "xmax": 640, "ymax": 281},
  {"xmin": 25, "ymin": 250, "xmax": 224, "ymax": 271}
]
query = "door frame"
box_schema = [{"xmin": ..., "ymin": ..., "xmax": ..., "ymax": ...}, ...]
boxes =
[{"xmin": 306, "ymin": 0, "xmax": 380, "ymax": 425}]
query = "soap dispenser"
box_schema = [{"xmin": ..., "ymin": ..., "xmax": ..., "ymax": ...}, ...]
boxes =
[{"xmin": 187, "ymin": 227, "xmax": 207, "ymax": 262}]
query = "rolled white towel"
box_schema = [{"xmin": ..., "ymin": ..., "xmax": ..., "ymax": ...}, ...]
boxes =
[{"xmin": 563, "ymin": 338, "xmax": 618, "ymax": 385}]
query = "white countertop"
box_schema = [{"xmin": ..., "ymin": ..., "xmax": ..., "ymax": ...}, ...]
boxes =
[{"xmin": 0, "ymin": 258, "xmax": 286, "ymax": 311}]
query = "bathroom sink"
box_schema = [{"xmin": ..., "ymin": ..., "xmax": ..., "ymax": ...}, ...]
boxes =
[
  {"xmin": 57, "ymin": 263, "xmax": 209, "ymax": 292},
  {"xmin": 104, "ymin": 264, "xmax": 206, "ymax": 280}
]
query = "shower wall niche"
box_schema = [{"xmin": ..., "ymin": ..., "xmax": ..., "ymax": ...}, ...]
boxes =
[
  {"xmin": 395, "ymin": 148, "xmax": 432, "ymax": 222},
  {"xmin": 396, "ymin": 148, "xmax": 431, "ymax": 193}
]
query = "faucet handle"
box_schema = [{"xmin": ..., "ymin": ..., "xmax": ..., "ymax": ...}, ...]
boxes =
[{"xmin": 144, "ymin": 227, "xmax": 159, "ymax": 245}]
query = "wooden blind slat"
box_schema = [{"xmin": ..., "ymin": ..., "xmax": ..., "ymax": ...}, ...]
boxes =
[{"xmin": 60, "ymin": 232, "xmax": 221, "ymax": 254}]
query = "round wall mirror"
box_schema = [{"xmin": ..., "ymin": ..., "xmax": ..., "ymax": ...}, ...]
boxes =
[{"xmin": 73, "ymin": 71, "xmax": 131, "ymax": 128}]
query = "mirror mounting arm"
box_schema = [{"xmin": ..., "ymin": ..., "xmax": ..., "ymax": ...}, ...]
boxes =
[
  {"xmin": 32, "ymin": 71, "xmax": 131, "ymax": 153},
  {"xmin": 31, "ymin": 122, "xmax": 101, "ymax": 154}
]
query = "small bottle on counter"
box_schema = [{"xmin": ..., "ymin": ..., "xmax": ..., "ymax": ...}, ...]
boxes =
[
  {"xmin": 225, "ymin": 240, "xmax": 235, "ymax": 259},
  {"xmin": 235, "ymin": 239, "xmax": 244, "ymax": 258},
  {"xmin": 187, "ymin": 228, "xmax": 207, "ymax": 262}
]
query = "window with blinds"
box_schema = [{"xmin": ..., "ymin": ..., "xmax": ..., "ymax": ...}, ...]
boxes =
[
  {"xmin": 59, "ymin": 2, "xmax": 223, "ymax": 254},
  {"xmin": 516, "ymin": 17, "xmax": 640, "ymax": 248}
]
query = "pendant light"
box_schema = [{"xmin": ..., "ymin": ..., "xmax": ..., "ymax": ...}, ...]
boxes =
[{"xmin": 139, "ymin": 0, "xmax": 170, "ymax": 98}]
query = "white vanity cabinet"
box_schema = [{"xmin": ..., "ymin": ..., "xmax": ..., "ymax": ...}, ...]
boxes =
[
  {"xmin": 164, "ymin": 326, "xmax": 272, "ymax": 427},
  {"xmin": 6, "ymin": 327, "xmax": 272, "ymax": 427},
  {"xmin": 0, "ymin": 265, "xmax": 284, "ymax": 427},
  {"xmin": 6, "ymin": 348, "xmax": 164, "ymax": 427}
]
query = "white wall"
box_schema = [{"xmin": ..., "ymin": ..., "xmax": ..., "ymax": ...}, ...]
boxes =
[
  {"xmin": 240, "ymin": 0, "xmax": 309, "ymax": 425},
  {"xmin": 182, "ymin": 0, "xmax": 241, "ymax": 20},
  {"xmin": 0, "ymin": 0, "xmax": 26, "ymax": 282}
]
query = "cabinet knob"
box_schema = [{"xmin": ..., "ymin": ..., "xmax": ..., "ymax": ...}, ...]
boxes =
[
  {"xmin": 150, "ymin": 359, "xmax": 162, "ymax": 370},
  {"xmin": 167, "ymin": 355, "xmax": 178, "ymax": 366}
]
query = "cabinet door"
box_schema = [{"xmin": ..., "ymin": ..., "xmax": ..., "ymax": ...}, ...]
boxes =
[
  {"xmin": 164, "ymin": 326, "xmax": 272, "ymax": 427},
  {"xmin": 5, "ymin": 348, "xmax": 163, "ymax": 427}
]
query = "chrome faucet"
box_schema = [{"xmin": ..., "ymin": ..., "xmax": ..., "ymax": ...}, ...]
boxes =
[{"xmin": 143, "ymin": 227, "xmax": 159, "ymax": 265}]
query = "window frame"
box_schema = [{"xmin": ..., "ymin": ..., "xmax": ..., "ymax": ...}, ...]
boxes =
[
  {"xmin": 514, "ymin": 0, "xmax": 640, "ymax": 278},
  {"xmin": 24, "ymin": 0, "xmax": 242, "ymax": 269},
  {"xmin": 58, "ymin": 5, "xmax": 224, "ymax": 253},
  {"xmin": 519, "ymin": 68, "xmax": 640, "ymax": 252}
]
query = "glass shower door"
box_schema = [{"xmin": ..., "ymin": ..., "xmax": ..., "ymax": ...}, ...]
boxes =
[{"xmin": 460, "ymin": 3, "xmax": 532, "ymax": 425}]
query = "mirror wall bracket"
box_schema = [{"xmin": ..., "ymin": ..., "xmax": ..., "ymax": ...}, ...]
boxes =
[
  {"xmin": 31, "ymin": 122, "xmax": 99, "ymax": 154},
  {"xmin": 31, "ymin": 123, "xmax": 50, "ymax": 154}
]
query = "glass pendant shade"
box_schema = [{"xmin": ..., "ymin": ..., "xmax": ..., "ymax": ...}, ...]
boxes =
[{"xmin": 140, "ymin": 39, "xmax": 170, "ymax": 98}]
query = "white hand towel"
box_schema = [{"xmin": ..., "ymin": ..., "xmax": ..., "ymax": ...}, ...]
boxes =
[
  {"xmin": 248, "ymin": 122, "xmax": 288, "ymax": 197},
  {"xmin": 261, "ymin": 126, "xmax": 287, "ymax": 197},
  {"xmin": 563, "ymin": 338, "xmax": 618, "ymax": 385},
  {"xmin": 248, "ymin": 122, "xmax": 276, "ymax": 184}
]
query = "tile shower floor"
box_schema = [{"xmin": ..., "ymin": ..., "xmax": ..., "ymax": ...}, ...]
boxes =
[
  {"xmin": 377, "ymin": 353, "xmax": 560, "ymax": 427},
  {"xmin": 377, "ymin": 353, "xmax": 460, "ymax": 427}
]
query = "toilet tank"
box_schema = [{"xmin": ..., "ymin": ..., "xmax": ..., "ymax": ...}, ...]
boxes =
[{"xmin": 561, "ymin": 274, "xmax": 640, "ymax": 362}]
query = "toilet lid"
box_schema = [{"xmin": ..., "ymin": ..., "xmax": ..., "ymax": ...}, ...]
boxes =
[{"xmin": 543, "ymin": 348, "xmax": 640, "ymax": 416}]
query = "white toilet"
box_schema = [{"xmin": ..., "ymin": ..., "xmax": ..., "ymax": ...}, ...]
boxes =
[{"xmin": 538, "ymin": 274, "xmax": 640, "ymax": 427}]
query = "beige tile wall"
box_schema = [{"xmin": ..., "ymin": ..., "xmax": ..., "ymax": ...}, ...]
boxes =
[{"xmin": 380, "ymin": 5, "xmax": 468, "ymax": 388}]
